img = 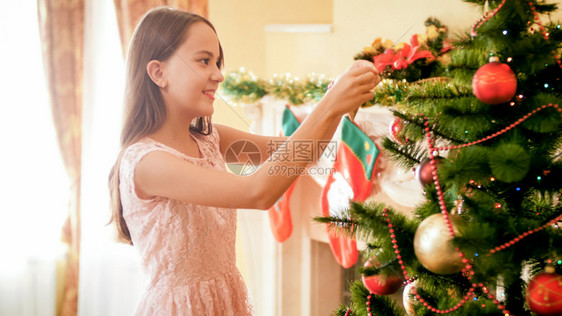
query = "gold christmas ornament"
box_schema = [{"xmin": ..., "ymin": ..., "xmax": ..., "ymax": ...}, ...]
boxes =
[{"xmin": 413, "ymin": 213, "xmax": 465, "ymax": 274}]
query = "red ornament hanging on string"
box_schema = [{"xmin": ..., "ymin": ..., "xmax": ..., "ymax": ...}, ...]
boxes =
[
  {"xmin": 472, "ymin": 56, "xmax": 517, "ymax": 105},
  {"xmin": 526, "ymin": 266, "xmax": 562, "ymax": 315},
  {"xmin": 389, "ymin": 118, "xmax": 407, "ymax": 144},
  {"xmin": 415, "ymin": 157, "xmax": 444, "ymax": 187},
  {"xmin": 361, "ymin": 256, "xmax": 404, "ymax": 295}
]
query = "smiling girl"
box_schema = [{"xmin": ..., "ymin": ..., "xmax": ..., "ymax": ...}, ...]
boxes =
[{"xmin": 108, "ymin": 7, "xmax": 379, "ymax": 315}]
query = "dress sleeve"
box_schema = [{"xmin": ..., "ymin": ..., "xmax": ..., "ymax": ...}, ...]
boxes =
[{"xmin": 119, "ymin": 141, "xmax": 163, "ymax": 211}]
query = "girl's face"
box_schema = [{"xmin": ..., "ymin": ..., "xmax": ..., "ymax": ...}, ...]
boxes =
[{"xmin": 161, "ymin": 22, "xmax": 224, "ymax": 118}]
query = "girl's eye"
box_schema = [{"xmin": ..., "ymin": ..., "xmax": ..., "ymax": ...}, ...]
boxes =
[{"xmin": 201, "ymin": 58, "xmax": 210, "ymax": 65}]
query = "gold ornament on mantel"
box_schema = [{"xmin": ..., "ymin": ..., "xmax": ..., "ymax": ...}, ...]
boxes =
[{"xmin": 413, "ymin": 213, "xmax": 465, "ymax": 275}]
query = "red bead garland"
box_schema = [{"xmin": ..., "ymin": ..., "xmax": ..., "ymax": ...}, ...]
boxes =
[
  {"xmin": 529, "ymin": 1, "xmax": 550, "ymax": 40},
  {"xmin": 471, "ymin": 0, "xmax": 562, "ymax": 69},
  {"xmin": 434, "ymin": 103, "xmax": 561, "ymax": 151},
  {"xmin": 378, "ymin": 104, "xmax": 562, "ymax": 314},
  {"xmin": 424, "ymin": 120, "xmax": 458, "ymax": 239},
  {"xmin": 382, "ymin": 208, "xmax": 410, "ymax": 282},
  {"xmin": 482, "ymin": 285, "xmax": 511, "ymax": 315},
  {"xmin": 383, "ymin": 206, "xmax": 517, "ymax": 314},
  {"xmin": 471, "ymin": 0, "xmax": 507, "ymax": 38},
  {"xmin": 470, "ymin": 0, "xmax": 551, "ymax": 41},
  {"xmin": 372, "ymin": 4, "xmax": 562, "ymax": 313},
  {"xmin": 528, "ymin": 1, "xmax": 562, "ymax": 69},
  {"xmin": 383, "ymin": 208, "xmax": 477, "ymax": 313},
  {"xmin": 488, "ymin": 214, "xmax": 562, "ymax": 255}
]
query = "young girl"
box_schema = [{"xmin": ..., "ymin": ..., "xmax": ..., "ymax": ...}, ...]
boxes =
[{"xmin": 108, "ymin": 6, "xmax": 380, "ymax": 316}]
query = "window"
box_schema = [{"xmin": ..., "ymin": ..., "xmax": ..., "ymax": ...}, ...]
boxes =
[{"xmin": 0, "ymin": 0, "xmax": 69, "ymax": 272}]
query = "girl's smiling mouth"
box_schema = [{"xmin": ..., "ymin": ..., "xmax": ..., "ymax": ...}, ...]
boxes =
[{"xmin": 202, "ymin": 89, "xmax": 216, "ymax": 100}]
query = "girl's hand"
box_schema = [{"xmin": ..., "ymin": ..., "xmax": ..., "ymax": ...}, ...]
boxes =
[{"xmin": 322, "ymin": 60, "xmax": 380, "ymax": 118}]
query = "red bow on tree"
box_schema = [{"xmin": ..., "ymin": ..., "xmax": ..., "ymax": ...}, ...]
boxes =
[{"xmin": 373, "ymin": 34, "xmax": 435, "ymax": 72}]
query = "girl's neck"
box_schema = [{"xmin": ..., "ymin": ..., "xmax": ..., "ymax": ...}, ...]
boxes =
[{"xmin": 150, "ymin": 116, "xmax": 202, "ymax": 158}]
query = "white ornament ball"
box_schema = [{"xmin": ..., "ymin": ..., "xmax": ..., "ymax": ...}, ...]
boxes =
[{"xmin": 403, "ymin": 280, "xmax": 419, "ymax": 316}]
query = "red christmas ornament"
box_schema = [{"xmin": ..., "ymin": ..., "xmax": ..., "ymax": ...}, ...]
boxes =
[
  {"xmin": 389, "ymin": 118, "xmax": 407, "ymax": 144},
  {"xmin": 472, "ymin": 56, "xmax": 517, "ymax": 105},
  {"xmin": 526, "ymin": 266, "xmax": 562, "ymax": 315},
  {"xmin": 416, "ymin": 157, "xmax": 444, "ymax": 187},
  {"xmin": 361, "ymin": 256, "xmax": 403, "ymax": 295}
]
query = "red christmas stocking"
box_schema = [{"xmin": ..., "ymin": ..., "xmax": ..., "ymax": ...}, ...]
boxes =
[
  {"xmin": 321, "ymin": 116, "xmax": 381, "ymax": 268},
  {"xmin": 268, "ymin": 106, "xmax": 302, "ymax": 242},
  {"xmin": 268, "ymin": 181, "xmax": 297, "ymax": 242}
]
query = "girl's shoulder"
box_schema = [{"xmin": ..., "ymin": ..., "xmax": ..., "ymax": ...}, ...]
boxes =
[
  {"xmin": 121, "ymin": 138, "xmax": 162, "ymax": 170},
  {"xmin": 122, "ymin": 127, "xmax": 221, "ymax": 169}
]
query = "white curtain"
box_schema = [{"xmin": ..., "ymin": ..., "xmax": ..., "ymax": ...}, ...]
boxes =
[
  {"xmin": 0, "ymin": 1, "xmax": 69, "ymax": 315},
  {"xmin": 78, "ymin": 0, "xmax": 144, "ymax": 315}
]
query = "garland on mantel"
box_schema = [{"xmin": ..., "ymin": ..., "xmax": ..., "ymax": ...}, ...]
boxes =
[{"xmin": 220, "ymin": 68, "xmax": 333, "ymax": 105}]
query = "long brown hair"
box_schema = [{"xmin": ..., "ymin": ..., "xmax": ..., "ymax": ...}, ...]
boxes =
[{"xmin": 108, "ymin": 7, "xmax": 224, "ymax": 245}]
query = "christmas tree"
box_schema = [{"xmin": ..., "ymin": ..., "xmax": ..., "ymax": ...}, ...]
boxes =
[{"xmin": 317, "ymin": 0, "xmax": 562, "ymax": 315}]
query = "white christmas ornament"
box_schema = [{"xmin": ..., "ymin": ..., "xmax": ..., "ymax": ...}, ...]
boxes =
[{"xmin": 403, "ymin": 280, "xmax": 419, "ymax": 315}]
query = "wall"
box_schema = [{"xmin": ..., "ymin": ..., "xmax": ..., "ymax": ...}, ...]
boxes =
[
  {"xmin": 210, "ymin": 0, "xmax": 562, "ymax": 128},
  {"xmin": 211, "ymin": 0, "xmax": 481, "ymax": 78},
  {"xmin": 209, "ymin": 0, "xmax": 332, "ymax": 76},
  {"xmin": 212, "ymin": 0, "xmax": 562, "ymax": 78},
  {"xmin": 207, "ymin": 0, "xmax": 470, "ymax": 129}
]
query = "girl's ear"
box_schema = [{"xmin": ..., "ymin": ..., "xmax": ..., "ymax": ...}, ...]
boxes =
[{"xmin": 146, "ymin": 60, "xmax": 167, "ymax": 88}]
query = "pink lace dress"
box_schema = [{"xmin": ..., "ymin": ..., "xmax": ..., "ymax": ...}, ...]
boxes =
[{"xmin": 119, "ymin": 129, "xmax": 254, "ymax": 315}]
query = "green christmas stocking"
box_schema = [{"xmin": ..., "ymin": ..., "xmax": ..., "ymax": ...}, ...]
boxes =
[{"xmin": 268, "ymin": 106, "xmax": 301, "ymax": 242}]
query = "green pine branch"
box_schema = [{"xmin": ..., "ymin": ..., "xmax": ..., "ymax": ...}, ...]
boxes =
[{"xmin": 348, "ymin": 281, "xmax": 405, "ymax": 316}]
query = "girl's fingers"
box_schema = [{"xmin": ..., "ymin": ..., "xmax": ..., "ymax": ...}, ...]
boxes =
[
  {"xmin": 354, "ymin": 62, "xmax": 378, "ymax": 77},
  {"xmin": 362, "ymin": 90, "xmax": 375, "ymax": 102},
  {"xmin": 356, "ymin": 71, "xmax": 377, "ymax": 85},
  {"xmin": 327, "ymin": 60, "xmax": 380, "ymax": 115},
  {"xmin": 351, "ymin": 59, "xmax": 377, "ymax": 72}
]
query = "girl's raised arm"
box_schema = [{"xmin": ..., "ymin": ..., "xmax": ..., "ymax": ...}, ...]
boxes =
[
  {"xmin": 214, "ymin": 124, "xmax": 287, "ymax": 165},
  {"xmin": 134, "ymin": 60, "xmax": 379, "ymax": 210}
]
